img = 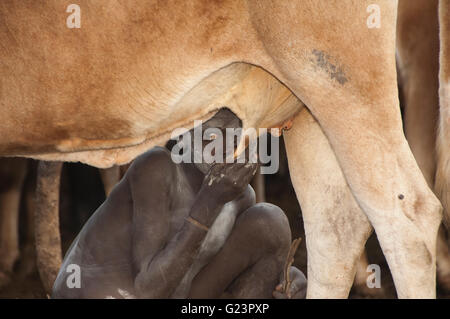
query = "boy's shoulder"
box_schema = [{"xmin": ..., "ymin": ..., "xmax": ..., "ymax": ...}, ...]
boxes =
[{"xmin": 125, "ymin": 146, "xmax": 177, "ymax": 185}]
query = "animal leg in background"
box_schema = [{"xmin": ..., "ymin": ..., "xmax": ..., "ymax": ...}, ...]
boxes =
[
  {"xmin": 17, "ymin": 164, "xmax": 37, "ymax": 279},
  {"xmin": 0, "ymin": 158, "xmax": 27, "ymax": 288},
  {"xmin": 436, "ymin": 1, "xmax": 450, "ymax": 229},
  {"xmin": 397, "ymin": 0, "xmax": 450, "ymax": 293},
  {"xmin": 35, "ymin": 161, "xmax": 63, "ymax": 294}
]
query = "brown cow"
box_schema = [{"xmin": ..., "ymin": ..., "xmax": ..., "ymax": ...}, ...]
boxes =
[{"xmin": 0, "ymin": 1, "xmax": 442, "ymax": 298}]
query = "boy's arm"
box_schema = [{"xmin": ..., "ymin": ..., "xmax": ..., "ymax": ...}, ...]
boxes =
[{"xmin": 134, "ymin": 162, "xmax": 257, "ymax": 298}]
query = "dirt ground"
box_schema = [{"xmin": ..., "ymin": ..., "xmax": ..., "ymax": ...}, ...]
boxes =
[{"xmin": 1, "ymin": 148, "xmax": 449, "ymax": 299}]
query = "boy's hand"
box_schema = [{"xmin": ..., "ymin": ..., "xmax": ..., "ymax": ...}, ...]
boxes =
[{"xmin": 203, "ymin": 162, "xmax": 258, "ymax": 204}]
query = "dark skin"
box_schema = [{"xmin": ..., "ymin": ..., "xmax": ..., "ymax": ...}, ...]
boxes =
[{"xmin": 52, "ymin": 109, "xmax": 307, "ymax": 299}]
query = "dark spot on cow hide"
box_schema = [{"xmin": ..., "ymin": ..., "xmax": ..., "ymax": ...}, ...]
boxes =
[{"xmin": 311, "ymin": 49, "xmax": 348, "ymax": 85}]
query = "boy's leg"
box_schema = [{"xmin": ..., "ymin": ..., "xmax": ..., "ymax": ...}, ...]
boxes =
[{"xmin": 189, "ymin": 203, "xmax": 293, "ymax": 299}]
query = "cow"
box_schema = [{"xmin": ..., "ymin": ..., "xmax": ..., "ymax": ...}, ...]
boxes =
[{"xmin": 0, "ymin": 1, "xmax": 442, "ymax": 298}]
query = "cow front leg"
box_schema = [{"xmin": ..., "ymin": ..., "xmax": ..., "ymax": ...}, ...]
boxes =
[{"xmin": 284, "ymin": 108, "xmax": 372, "ymax": 298}]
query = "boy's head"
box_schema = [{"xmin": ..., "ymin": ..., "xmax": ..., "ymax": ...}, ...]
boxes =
[{"xmin": 191, "ymin": 108, "xmax": 242, "ymax": 174}]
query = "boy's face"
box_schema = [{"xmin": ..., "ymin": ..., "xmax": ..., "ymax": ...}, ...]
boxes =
[{"xmin": 190, "ymin": 110, "xmax": 242, "ymax": 174}]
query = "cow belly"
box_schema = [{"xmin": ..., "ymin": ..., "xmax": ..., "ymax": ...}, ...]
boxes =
[
  {"xmin": 4, "ymin": 63, "xmax": 301, "ymax": 168},
  {"xmin": 171, "ymin": 201, "xmax": 238, "ymax": 298}
]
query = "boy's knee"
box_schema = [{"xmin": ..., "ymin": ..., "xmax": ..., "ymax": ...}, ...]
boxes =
[{"xmin": 238, "ymin": 203, "xmax": 292, "ymax": 254}]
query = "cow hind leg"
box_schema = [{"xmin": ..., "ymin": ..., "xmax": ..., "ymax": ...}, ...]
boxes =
[
  {"xmin": 291, "ymin": 92, "xmax": 441, "ymax": 298},
  {"xmin": 251, "ymin": 0, "xmax": 442, "ymax": 297},
  {"xmin": 296, "ymin": 80, "xmax": 442, "ymax": 298},
  {"xmin": 284, "ymin": 108, "xmax": 372, "ymax": 298},
  {"xmin": 302, "ymin": 81, "xmax": 442, "ymax": 298}
]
